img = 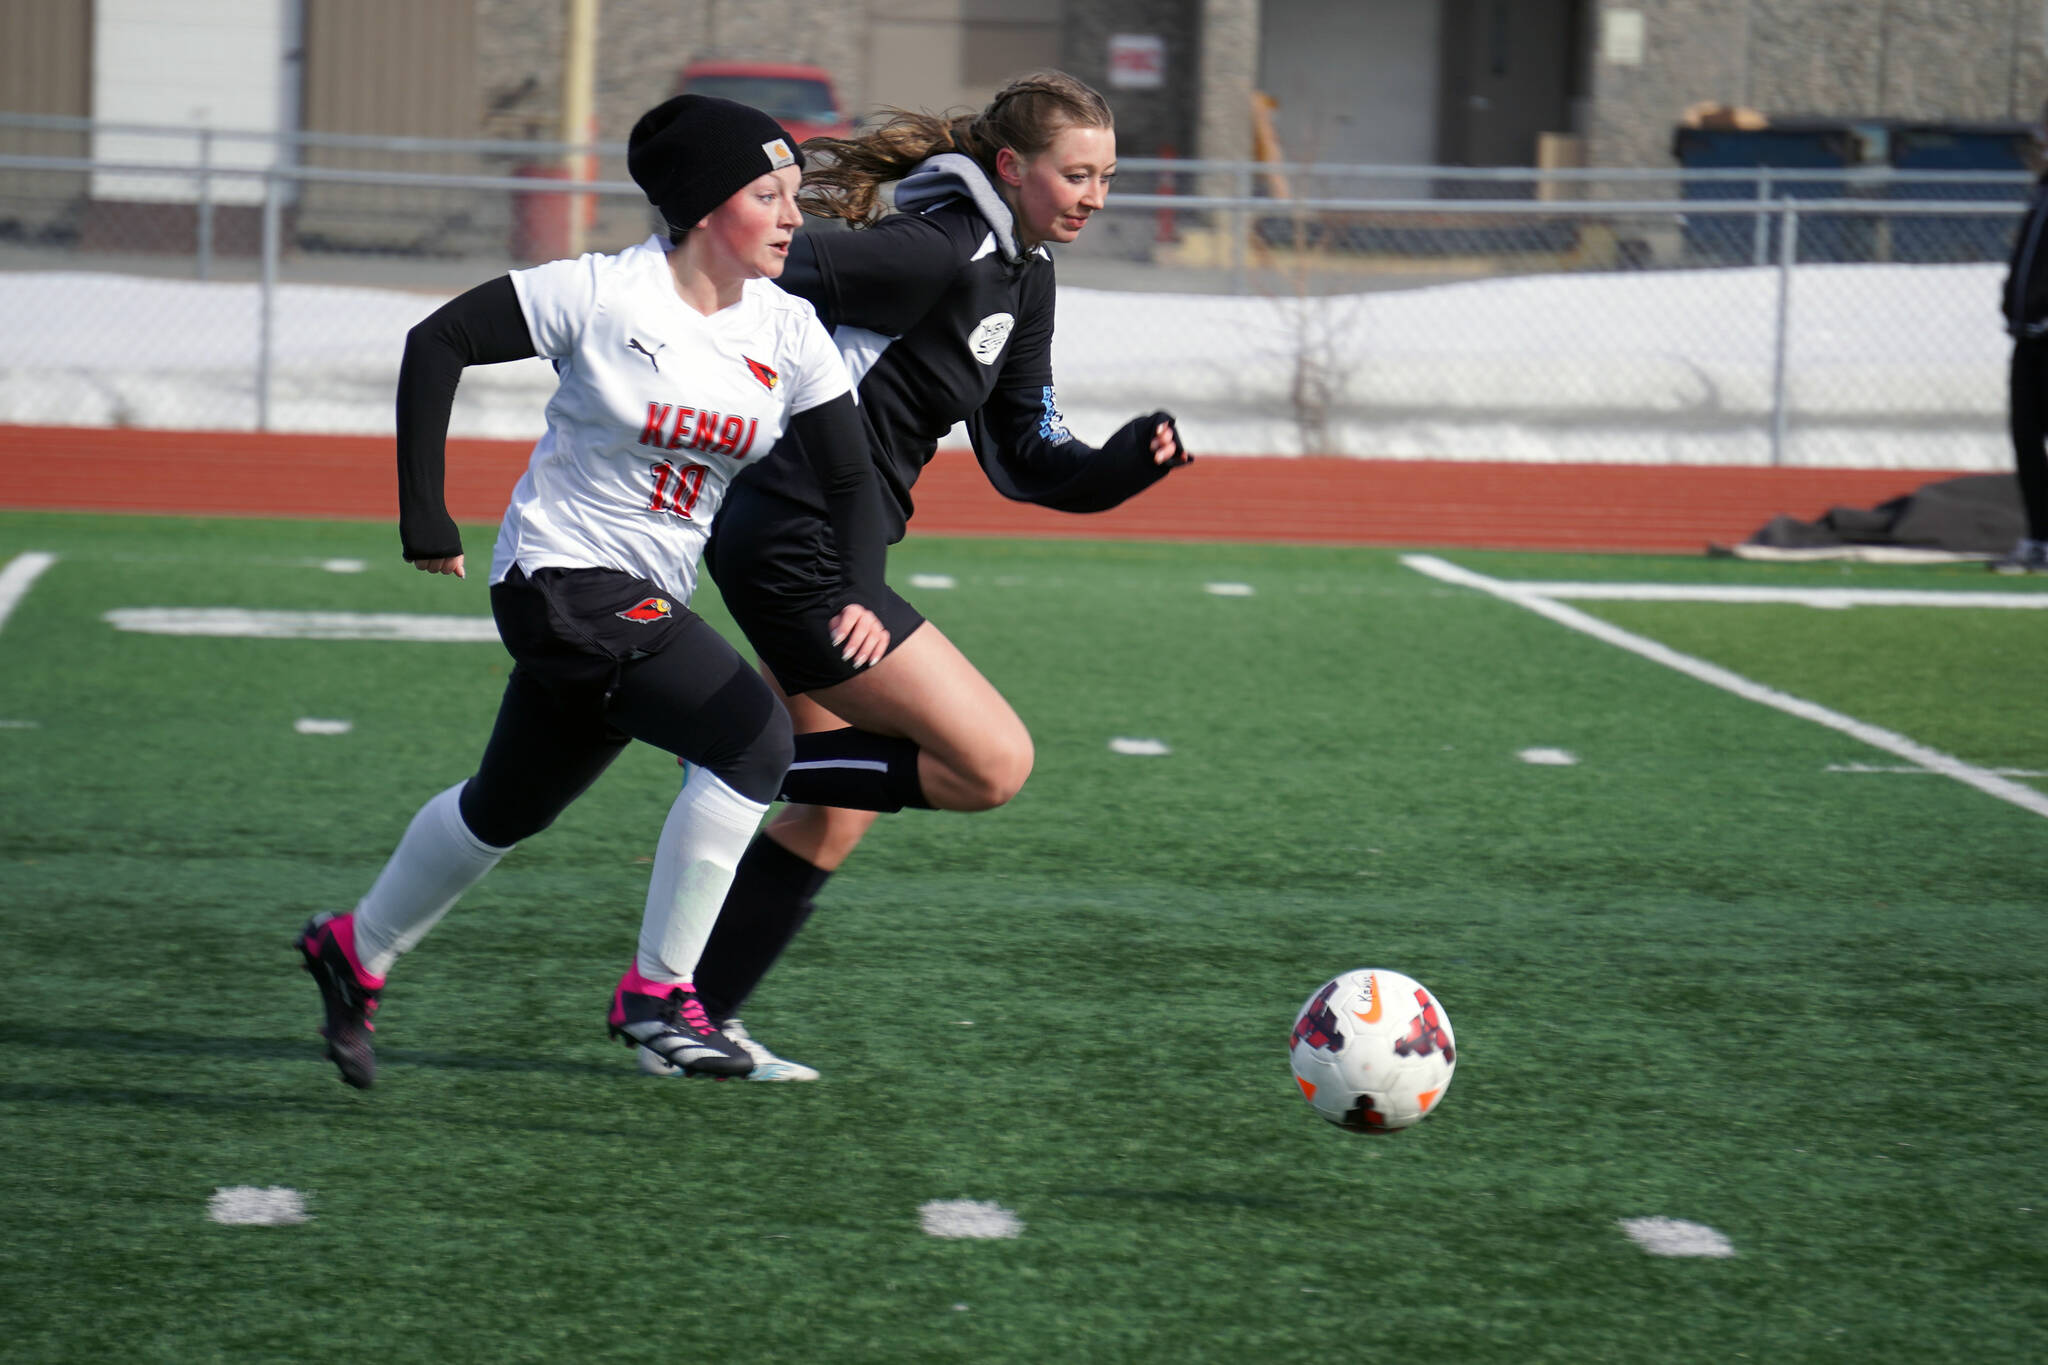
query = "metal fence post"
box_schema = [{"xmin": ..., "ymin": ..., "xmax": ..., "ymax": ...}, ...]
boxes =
[
  {"xmin": 1233, "ymin": 162, "xmax": 1250, "ymax": 295},
  {"xmin": 195, "ymin": 128, "xmax": 213, "ymax": 281},
  {"xmin": 258, "ymin": 166, "xmax": 281, "ymax": 431},
  {"xmin": 1752, "ymin": 169, "xmax": 1773, "ymax": 267},
  {"xmin": 1769, "ymin": 203, "xmax": 1801, "ymax": 466}
]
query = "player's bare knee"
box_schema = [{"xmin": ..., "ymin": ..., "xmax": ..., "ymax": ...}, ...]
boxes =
[{"xmin": 959, "ymin": 732, "xmax": 1033, "ymax": 810}]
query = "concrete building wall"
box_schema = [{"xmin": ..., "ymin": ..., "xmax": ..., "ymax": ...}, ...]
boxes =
[
  {"xmin": 1584, "ymin": 0, "xmax": 1752, "ymax": 169},
  {"xmin": 1196, "ymin": 0, "xmax": 1258, "ymax": 165},
  {"xmin": 1586, "ymin": 0, "xmax": 2048, "ymax": 169}
]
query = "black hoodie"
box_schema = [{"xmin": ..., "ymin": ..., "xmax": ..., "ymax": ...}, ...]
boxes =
[
  {"xmin": 740, "ymin": 153, "xmax": 1186, "ymax": 542},
  {"xmin": 2003, "ymin": 171, "xmax": 2048, "ymax": 340}
]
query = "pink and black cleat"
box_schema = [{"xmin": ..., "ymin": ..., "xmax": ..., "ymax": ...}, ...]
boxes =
[
  {"xmin": 608, "ymin": 964, "xmax": 751, "ymax": 1078},
  {"xmin": 296, "ymin": 911, "xmax": 384, "ymax": 1089}
]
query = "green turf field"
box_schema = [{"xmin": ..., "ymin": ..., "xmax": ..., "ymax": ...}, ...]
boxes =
[{"xmin": 2, "ymin": 509, "xmax": 2044, "ymax": 1363}]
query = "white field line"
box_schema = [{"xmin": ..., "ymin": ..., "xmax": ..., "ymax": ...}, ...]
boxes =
[
  {"xmin": 1512, "ymin": 582, "xmax": 2048, "ymax": 610},
  {"xmin": 104, "ymin": 607, "xmax": 499, "ymax": 643},
  {"xmin": 1828, "ymin": 762, "xmax": 2048, "ymax": 777},
  {"xmin": 0, "ymin": 552, "xmax": 57, "ymax": 635},
  {"xmin": 1403, "ymin": 554, "xmax": 2048, "ymax": 822}
]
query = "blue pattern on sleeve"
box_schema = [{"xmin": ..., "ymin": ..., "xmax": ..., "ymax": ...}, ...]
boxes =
[{"xmin": 1037, "ymin": 385, "xmax": 1073, "ymax": 443}]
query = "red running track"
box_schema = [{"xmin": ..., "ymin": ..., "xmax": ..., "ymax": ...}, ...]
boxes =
[{"xmin": 0, "ymin": 424, "xmax": 1942, "ymax": 554}]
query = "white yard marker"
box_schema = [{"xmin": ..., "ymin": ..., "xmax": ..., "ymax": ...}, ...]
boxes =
[
  {"xmin": 294, "ymin": 718, "xmax": 353, "ymax": 735},
  {"xmin": 0, "ymin": 551, "xmax": 57, "ymax": 635},
  {"xmin": 105, "ymin": 608, "xmax": 499, "ymax": 643},
  {"xmin": 208, "ymin": 1186, "xmax": 310, "ymax": 1226},
  {"xmin": 1618, "ymin": 1217, "xmax": 1735, "ymax": 1258},
  {"xmin": 1205, "ymin": 581, "xmax": 1255, "ymax": 597},
  {"xmin": 919, "ymin": 1200, "xmax": 1023, "ymax": 1239},
  {"xmin": 0, "ymin": 720, "xmax": 40, "ymax": 729},
  {"xmin": 1518, "ymin": 747, "xmax": 1579, "ymax": 765},
  {"xmin": 1110, "ymin": 736, "xmax": 1172, "ymax": 756},
  {"xmin": 909, "ymin": 573, "xmax": 957, "ymax": 590},
  {"xmin": 1405, "ymin": 555, "xmax": 2048, "ymax": 822},
  {"xmin": 318, "ymin": 559, "xmax": 367, "ymax": 574}
]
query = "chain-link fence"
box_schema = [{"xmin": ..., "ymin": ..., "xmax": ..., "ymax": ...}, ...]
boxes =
[{"xmin": 0, "ymin": 115, "xmax": 2030, "ymax": 468}]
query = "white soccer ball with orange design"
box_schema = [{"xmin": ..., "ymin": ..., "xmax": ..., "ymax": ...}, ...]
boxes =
[{"xmin": 1288, "ymin": 968, "xmax": 1456, "ymax": 1133}]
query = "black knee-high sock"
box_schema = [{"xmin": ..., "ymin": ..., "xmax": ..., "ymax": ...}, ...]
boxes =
[
  {"xmin": 779, "ymin": 728, "xmax": 933, "ymax": 811},
  {"xmin": 694, "ymin": 834, "xmax": 835, "ymax": 1019}
]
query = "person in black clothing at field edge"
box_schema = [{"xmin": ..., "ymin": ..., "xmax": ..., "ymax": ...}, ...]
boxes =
[
  {"xmin": 1999, "ymin": 107, "xmax": 2048, "ymax": 573},
  {"xmin": 687, "ymin": 70, "xmax": 1195, "ymax": 1079}
]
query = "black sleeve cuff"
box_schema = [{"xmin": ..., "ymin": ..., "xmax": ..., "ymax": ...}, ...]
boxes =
[{"xmin": 784, "ymin": 393, "xmax": 888, "ymax": 606}]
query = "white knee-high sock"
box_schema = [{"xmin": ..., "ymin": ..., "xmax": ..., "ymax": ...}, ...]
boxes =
[
  {"xmin": 636, "ymin": 768, "xmax": 770, "ymax": 985},
  {"xmin": 351, "ymin": 781, "xmax": 513, "ymax": 978}
]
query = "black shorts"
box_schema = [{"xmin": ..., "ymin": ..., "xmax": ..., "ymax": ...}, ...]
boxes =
[
  {"xmin": 464, "ymin": 564, "xmax": 791, "ymax": 840},
  {"xmin": 707, "ymin": 483, "xmax": 925, "ymax": 695}
]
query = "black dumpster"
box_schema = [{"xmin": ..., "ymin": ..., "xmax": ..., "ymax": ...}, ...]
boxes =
[
  {"xmin": 1673, "ymin": 120, "xmax": 1875, "ymax": 265},
  {"xmin": 1887, "ymin": 122, "xmax": 2033, "ymax": 263}
]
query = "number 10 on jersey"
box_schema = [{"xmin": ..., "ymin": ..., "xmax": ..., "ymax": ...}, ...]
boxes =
[{"xmin": 648, "ymin": 460, "xmax": 707, "ymax": 519}]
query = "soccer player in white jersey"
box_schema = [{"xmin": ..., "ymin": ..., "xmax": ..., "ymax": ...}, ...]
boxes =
[{"xmin": 296, "ymin": 95, "xmax": 894, "ymax": 1088}]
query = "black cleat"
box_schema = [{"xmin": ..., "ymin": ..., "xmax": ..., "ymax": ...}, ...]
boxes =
[
  {"xmin": 608, "ymin": 964, "xmax": 751, "ymax": 1078},
  {"xmin": 297, "ymin": 911, "xmax": 383, "ymax": 1089}
]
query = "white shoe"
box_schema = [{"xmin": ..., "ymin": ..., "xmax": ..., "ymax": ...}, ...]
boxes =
[
  {"xmin": 1989, "ymin": 537, "xmax": 2048, "ymax": 575},
  {"xmin": 720, "ymin": 1016, "xmax": 820, "ymax": 1082}
]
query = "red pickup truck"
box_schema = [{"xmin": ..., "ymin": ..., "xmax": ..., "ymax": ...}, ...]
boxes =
[{"xmin": 675, "ymin": 60, "xmax": 855, "ymax": 145}]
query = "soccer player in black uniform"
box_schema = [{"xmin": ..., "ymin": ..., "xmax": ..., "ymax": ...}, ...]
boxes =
[
  {"xmin": 2000, "ymin": 114, "xmax": 2048, "ymax": 574},
  {"xmin": 688, "ymin": 71, "xmax": 1194, "ymax": 1079}
]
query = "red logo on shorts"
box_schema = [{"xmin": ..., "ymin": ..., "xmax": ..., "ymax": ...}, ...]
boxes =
[
  {"xmin": 617, "ymin": 596, "xmax": 672, "ymax": 623},
  {"xmin": 745, "ymin": 357, "xmax": 778, "ymax": 391}
]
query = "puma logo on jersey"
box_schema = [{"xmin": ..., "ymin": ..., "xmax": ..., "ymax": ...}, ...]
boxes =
[
  {"xmin": 745, "ymin": 357, "xmax": 778, "ymax": 390},
  {"xmin": 617, "ymin": 596, "xmax": 672, "ymax": 622},
  {"xmin": 968, "ymin": 312, "xmax": 1014, "ymax": 365},
  {"xmin": 628, "ymin": 337, "xmax": 665, "ymax": 371}
]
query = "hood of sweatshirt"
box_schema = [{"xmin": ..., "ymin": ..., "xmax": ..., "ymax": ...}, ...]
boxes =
[{"xmin": 894, "ymin": 152, "xmax": 1026, "ymax": 265}]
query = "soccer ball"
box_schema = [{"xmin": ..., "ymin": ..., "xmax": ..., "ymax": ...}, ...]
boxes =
[{"xmin": 1288, "ymin": 968, "xmax": 1456, "ymax": 1133}]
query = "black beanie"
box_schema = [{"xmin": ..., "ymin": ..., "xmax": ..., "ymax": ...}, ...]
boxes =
[{"xmin": 628, "ymin": 94, "xmax": 803, "ymax": 235}]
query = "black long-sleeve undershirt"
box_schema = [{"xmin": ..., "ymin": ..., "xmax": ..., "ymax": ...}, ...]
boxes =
[{"xmin": 394, "ymin": 275, "xmax": 535, "ymax": 561}]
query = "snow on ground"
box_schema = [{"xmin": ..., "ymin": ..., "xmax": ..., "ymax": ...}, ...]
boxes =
[{"xmin": 0, "ymin": 262, "xmax": 2011, "ymax": 467}]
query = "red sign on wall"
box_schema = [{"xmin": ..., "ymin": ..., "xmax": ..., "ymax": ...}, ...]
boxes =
[{"xmin": 1108, "ymin": 34, "xmax": 1165, "ymax": 90}]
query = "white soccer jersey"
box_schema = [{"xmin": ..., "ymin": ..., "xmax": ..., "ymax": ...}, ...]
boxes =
[{"xmin": 491, "ymin": 235, "xmax": 851, "ymax": 604}]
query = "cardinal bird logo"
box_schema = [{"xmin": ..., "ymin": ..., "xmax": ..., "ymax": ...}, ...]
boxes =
[
  {"xmin": 745, "ymin": 357, "xmax": 778, "ymax": 391},
  {"xmin": 617, "ymin": 596, "xmax": 672, "ymax": 623}
]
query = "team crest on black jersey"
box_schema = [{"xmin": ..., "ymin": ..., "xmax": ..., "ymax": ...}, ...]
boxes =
[
  {"xmin": 617, "ymin": 596, "xmax": 672, "ymax": 623},
  {"xmin": 745, "ymin": 357, "xmax": 778, "ymax": 390},
  {"xmin": 968, "ymin": 312, "xmax": 1014, "ymax": 366}
]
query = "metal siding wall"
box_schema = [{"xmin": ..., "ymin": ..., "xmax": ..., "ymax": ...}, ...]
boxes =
[
  {"xmin": 302, "ymin": 0, "xmax": 476, "ymax": 137},
  {"xmin": 0, "ymin": 0, "xmax": 92, "ymax": 231},
  {"xmin": 0, "ymin": 0, "xmax": 92, "ymax": 118},
  {"xmin": 299, "ymin": 0, "xmax": 480, "ymax": 252}
]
